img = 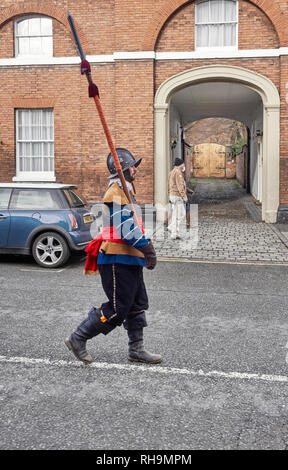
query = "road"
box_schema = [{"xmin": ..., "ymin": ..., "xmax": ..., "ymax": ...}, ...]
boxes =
[{"xmin": 0, "ymin": 254, "xmax": 288, "ymax": 450}]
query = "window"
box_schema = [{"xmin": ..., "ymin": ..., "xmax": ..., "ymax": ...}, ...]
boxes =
[
  {"xmin": 0, "ymin": 189, "xmax": 12, "ymax": 209},
  {"xmin": 10, "ymin": 189, "xmax": 61, "ymax": 210},
  {"xmin": 195, "ymin": 0, "xmax": 238, "ymax": 48},
  {"xmin": 15, "ymin": 16, "xmax": 53, "ymax": 57},
  {"xmin": 16, "ymin": 109, "xmax": 54, "ymax": 176},
  {"xmin": 63, "ymin": 189, "xmax": 86, "ymax": 208}
]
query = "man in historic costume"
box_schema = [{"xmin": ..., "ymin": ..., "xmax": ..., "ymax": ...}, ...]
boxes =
[
  {"xmin": 167, "ymin": 158, "xmax": 188, "ymax": 239},
  {"xmin": 65, "ymin": 148, "xmax": 162, "ymax": 365}
]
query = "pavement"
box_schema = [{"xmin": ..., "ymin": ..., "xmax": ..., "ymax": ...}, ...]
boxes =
[{"xmin": 149, "ymin": 178, "xmax": 288, "ymax": 264}]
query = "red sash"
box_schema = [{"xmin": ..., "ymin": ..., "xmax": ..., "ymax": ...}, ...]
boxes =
[{"xmin": 83, "ymin": 218, "xmax": 144, "ymax": 275}]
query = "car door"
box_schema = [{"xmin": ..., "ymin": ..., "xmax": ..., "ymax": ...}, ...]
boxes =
[
  {"xmin": 8, "ymin": 188, "xmax": 63, "ymax": 248},
  {"xmin": 7, "ymin": 189, "xmax": 43, "ymax": 248},
  {"xmin": 0, "ymin": 188, "xmax": 12, "ymax": 247}
]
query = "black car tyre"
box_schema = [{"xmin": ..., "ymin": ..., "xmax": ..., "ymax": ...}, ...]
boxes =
[{"xmin": 32, "ymin": 232, "xmax": 70, "ymax": 268}]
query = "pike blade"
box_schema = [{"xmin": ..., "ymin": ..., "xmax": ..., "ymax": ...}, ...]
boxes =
[{"xmin": 67, "ymin": 11, "xmax": 86, "ymax": 61}]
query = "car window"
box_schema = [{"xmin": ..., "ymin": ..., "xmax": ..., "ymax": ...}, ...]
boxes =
[
  {"xmin": 0, "ymin": 188, "xmax": 12, "ymax": 209},
  {"xmin": 10, "ymin": 189, "xmax": 61, "ymax": 210},
  {"xmin": 63, "ymin": 189, "xmax": 85, "ymax": 208}
]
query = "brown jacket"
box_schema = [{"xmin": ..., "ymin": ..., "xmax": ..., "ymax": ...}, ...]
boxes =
[
  {"xmin": 167, "ymin": 166, "xmax": 187, "ymax": 201},
  {"xmin": 100, "ymin": 182, "xmax": 145, "ymax": 258}
]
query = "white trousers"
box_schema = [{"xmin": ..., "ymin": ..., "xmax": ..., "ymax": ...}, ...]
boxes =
[{"xmin": 168, "ymin": 195, "xmax": 186, "ymax": 238}]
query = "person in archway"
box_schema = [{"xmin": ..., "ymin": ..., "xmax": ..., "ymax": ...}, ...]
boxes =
[
  {"xmin": 65, "ymin": 148, "xmax": 162, "ymax": 365},
  {"xmin": 167, "ymin": 158, "xmax": 188, "ymax": 239}
]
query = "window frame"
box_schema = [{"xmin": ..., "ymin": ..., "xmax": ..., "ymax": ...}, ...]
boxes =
[
  {"xmin": 14, "ymin": 15, "xmax": 53, "ymax": 58},
  {"xmin": 63, "ymin": 189, "xmax": 86, "ymax": 208},
  {"xmin": 194, "ymin": 0, "xmax": 239, "ymax": 51},
  {"xmin": 0, "ymin": 188, "xmax": 12, "ymax": 210},
  {"xmin": 9, "ymin": 188, "xmax": 62, "ymax": 211},
  {"xmin": 14, "ymin": 108, "xmax": 56, "ymax": 182}
]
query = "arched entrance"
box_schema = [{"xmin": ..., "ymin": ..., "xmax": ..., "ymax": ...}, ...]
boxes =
[{"xmin": 154, "ymin": 65, "xmax": 280, "ymax": 223}]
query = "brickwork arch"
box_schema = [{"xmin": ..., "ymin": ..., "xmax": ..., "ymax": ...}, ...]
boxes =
[
  {"xmin": 143, "ymin": 0, "xmax": 288, "ymax": 50},
  {"xmin": 0, "ymin": 1, "xmax": 89, "ymax": 54},
  {"xmin": 154, "ymin": 65, "xmax": 280, "ymax": 223}
]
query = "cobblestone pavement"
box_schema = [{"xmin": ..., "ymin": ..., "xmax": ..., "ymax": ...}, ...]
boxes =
[{"xmin": 149, "ymin": 179, "xmax": 288, "ymax": 264}]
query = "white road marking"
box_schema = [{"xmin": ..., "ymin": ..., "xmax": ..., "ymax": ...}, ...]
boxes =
[
  {"xmin": 158, "ymin": 257, "xmax": 288, "ymax": 267},
  {"xmin": 20, "ymin": 268, "xmax": 67, "ymax": 273},
  {"xmin": 18, "ymin": 259, "xmax": 288, "ymax": 271},
  {"xmin": 0, "ymin": 355, "xmax": 287, "ymax": 384}
]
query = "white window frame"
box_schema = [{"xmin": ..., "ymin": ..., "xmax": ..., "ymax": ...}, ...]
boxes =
[
  {"xmin": 14, "ymin": 15, "xmax": 53, "ymax": 58},
  {"xmin": 195, "ymin": 0, "xmax": 238, "ymax": 51},
  {"xmin": 14, "ymin": 109, "xmax": 56, "ymax": 182}
]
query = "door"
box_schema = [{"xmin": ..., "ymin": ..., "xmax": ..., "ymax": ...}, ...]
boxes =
[
  {"xmin": 193, "ymin": 143, "xmax": 210, "ymax": 178},
  {"xmin": 210, "ymin": 143, "xmax": 226, "ymax": 177},
  {"xmin": 7, "ymin": 189, "xmax": 42, "ymax": 248},
  {"xmin": 0, "ymin": 188, "xmax": 11, "ymax": 247},
  {"xmin": 193, "ymin": 143, "xmax": 226, "ymax": 178}
]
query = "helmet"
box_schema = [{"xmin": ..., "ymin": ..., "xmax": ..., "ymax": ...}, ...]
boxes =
[{"xmin": 107, "ymin": 148, "xmax": 142, "ymax": 178}]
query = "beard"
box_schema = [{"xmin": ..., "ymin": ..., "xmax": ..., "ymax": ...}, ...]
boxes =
[{"xmin": 124, "ymin": 169, "xmax": 135, "ymax": 182}]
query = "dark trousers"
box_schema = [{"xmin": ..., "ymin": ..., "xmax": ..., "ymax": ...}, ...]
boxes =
[{"xmin": 99, "ymin": 264, "xmax": 148, "ymax": 330}]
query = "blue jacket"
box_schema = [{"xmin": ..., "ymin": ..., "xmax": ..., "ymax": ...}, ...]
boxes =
[{"xmin": 97, "ymin": 181, "xmax": 149, "ymax": 266}]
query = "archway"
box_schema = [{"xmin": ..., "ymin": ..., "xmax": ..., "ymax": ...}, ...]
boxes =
[{"xmin": 154, "ymin": 65, "xmax": 280, "ymax": 223}]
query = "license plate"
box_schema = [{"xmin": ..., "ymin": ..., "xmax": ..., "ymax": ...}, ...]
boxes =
[{"xmin": 83, "ymin": 214, "xmax": 94, "ymax": 223}]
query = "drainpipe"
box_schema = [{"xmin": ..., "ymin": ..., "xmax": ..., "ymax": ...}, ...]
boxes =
[
  {"xmin": 181, "ymin": 127, "xmax": 185, "ymax": 160},
  {"xmin": 246, "ymin": 127, "xmax": 251, "ymax": 194}
]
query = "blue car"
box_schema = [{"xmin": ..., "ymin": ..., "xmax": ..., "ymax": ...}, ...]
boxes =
[{"xmin": 0, "ymin": 183, "xmax": 95, "ymax": 268}]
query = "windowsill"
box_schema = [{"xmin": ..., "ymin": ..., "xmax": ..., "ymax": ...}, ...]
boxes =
[
  {"xmin": 195, "ymin": 46, "xmax": 238, "ymax": 52},
  {"xmin": 0, "ymin": 49, "xmax": 288, "ymax": 67},
  {"xmin": 15, "ymin": 54, "xmax": 53, "ymax": 59},
  {"xmin": 13, "ymin": 173, "xmax": 56, "ymax": 182}
]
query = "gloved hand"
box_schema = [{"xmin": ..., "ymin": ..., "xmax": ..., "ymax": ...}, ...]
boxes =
[{"xmin": 137, "ymin": 240, "xmax": 157, "ymax": 270}]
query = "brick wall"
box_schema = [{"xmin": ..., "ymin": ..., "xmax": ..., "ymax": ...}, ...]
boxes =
[
  {"xmin": 0, "ymin": 1, "xmax": 287, "ymax": 53},
  {"xmin": 114, "ymin": 60, "xmax": 154, "ymax": 201},
  {"xmin": 0, "ymin": 20, "xmax": 13, "ymax": 58},
  {"xmin": 53, "ymin": 20, "xmax": 76, "ymax": 57},
  {"xmin": 0, "ymin": 0, "xmax": 115, "ymax": 55},
  {"xmin": 280, "ymin": 55, "xmax": 288, "ymax": 205},
  {"xmin": 156, "ymin": 2, "xmax": 196, "ymax": 51},
  {"xmin": 156, "ymin": 0, "xmax": 279, "ymax": 52},
  {"xmin": 155, "ymin": 57, "xmax": 280, "ymax": 95},
  {"xmin": 238, "ymin": 1, "xmax": 279, "ymax": 49},
  {"xmin": 185, "ymin": 118, "xmax": 247, "ymax": 147},
  {"xmin": 236, "ymin": 152, "xmax": 245, "ymax": 187},
  {"xmin": 226, "ymin": 154, "xmax": 236, "ymax": 179}
]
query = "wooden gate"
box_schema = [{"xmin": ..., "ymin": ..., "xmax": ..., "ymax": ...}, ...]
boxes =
[{"xmin": 193, "ymin": 143, "xmax": 226, "ymax": 178}]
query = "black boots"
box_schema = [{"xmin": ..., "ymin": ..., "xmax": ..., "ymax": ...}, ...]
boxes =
[
  {"xmin": 65, "ymin": 308, "xmax": 163, "ymax": 365},
  {"xmin": 65, "ymin": 334, "xmax": 93, "ymax": 364},
  {"xmin": 127, "ymin": 328, "xmax": 163, "ymax": 364},
  {"xmin": 65, "ymin": 307, "xmax": 115, "ymax": 364}
]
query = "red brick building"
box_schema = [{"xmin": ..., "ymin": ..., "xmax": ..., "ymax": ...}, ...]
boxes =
[{"xmin": 0, "ymin": 0, "xmax": 288, "ymax": 222}]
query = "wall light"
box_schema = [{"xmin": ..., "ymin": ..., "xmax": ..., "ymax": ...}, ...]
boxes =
[{"xmin": 255, "ymin": 130, "xmax": 263, "ymax": 145}]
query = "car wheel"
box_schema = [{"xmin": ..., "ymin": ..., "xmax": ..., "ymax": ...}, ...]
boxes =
[{"xmin": 32, "ymin": 232, "xmax": 70, "ymax": 268}]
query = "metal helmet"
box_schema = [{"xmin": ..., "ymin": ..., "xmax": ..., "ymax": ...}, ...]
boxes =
[{"xmin": 107, "ymin": 148, "xmax": 142, "ymax": 178}]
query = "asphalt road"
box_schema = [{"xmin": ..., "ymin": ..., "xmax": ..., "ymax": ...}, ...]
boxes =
[{"xmin": 0, "ymin": 253, "xmax": 288, "ymax": 451}]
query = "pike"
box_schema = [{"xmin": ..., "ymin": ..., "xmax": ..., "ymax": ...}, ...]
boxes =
[{"xmin": 67, "ymin": 11, "xmax": 139, "ymax": 226}]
